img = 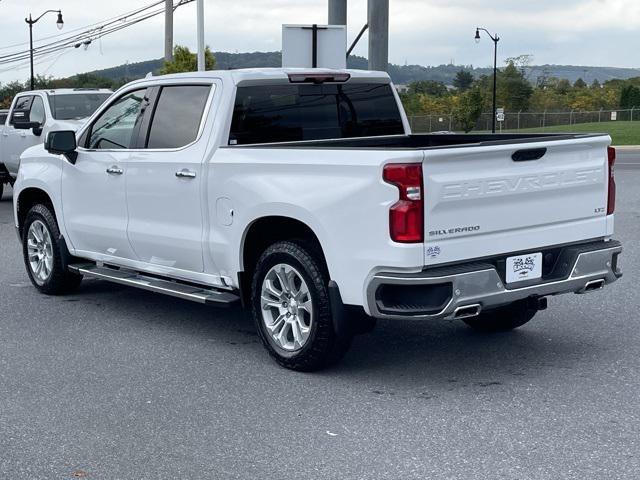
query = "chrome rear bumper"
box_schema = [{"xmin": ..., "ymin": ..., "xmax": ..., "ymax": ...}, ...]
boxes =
[{"xmin": 366, "ymin": 241, "xmax": 622, "ymax": 320}]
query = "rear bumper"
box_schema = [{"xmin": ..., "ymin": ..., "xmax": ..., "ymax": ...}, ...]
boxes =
[{"xmin": 366, "ymin": 240, "xmax": 622, "ymax": 320}]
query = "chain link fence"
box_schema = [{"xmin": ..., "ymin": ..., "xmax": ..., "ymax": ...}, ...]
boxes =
[{"xmin": 408, "ymin": 108, "xmax": 639, "ymax": 133}]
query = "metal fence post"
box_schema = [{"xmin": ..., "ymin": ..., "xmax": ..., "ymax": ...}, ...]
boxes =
[
  {"xmin": 632, "ymin": 107, "xmax": 635, "ymax": 122},
  {"xmin": 517, "ymin": 110, "xmax": 521, "ymax": 130},
  {"xmin": 542, "ymin": 110, "xmax": 546, "ymax": 128},
  {"xmin": 598, "ymin": 108, "xmax": 602, "ymax": 123},
  {"xmin": 449, "ymin": 113, "xmax": 453, "ymax": 132}
]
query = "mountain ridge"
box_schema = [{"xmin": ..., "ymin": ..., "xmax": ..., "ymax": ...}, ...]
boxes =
[{"xmin": 84, "ymin": 51, "xmax": 640, "ymax": 85}]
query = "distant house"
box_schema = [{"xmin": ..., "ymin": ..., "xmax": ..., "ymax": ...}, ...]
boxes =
[{"xmin": 395, "ymin": 84, "xmax": 409, "ymax": 93}]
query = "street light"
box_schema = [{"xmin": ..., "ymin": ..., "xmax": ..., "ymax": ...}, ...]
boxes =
[
  {"xmin": 25, "ymin": 9, "xmax": 64, "ymax": 91},
  {"xmin": 475, "ymin": 27, "xmax": 499, "ymax": 133}
]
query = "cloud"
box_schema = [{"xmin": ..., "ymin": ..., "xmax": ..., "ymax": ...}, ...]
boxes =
[{"xmin": 0, "ymin": 0, "xmax": 637, "ymax": 84}]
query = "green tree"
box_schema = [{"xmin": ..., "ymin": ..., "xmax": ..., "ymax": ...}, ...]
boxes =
[
  {"xmin": 573, "ymin": 78, "xmax": 587, "ymax": 89},
  {"xmin": 408, "ymin": 80, "xmax": 448, "ymax": 97},
  {"xmin": 454, "ymin": 88, "xmax": 483, "ymax": 132},
  {"xmin": 453, "ymin": 69, "xmax": 474, "ymax": 92},
  {"xmin": 497, "ymin": 62, "xmax": 533, "ymax": 111},
  {"xmin": 620, "ymin": 85, "xmax": 640, "ymax": 108},
  {"xmin": 160, "ymin": 45, "xmax": 216, "ymax": 74},
  {"xmin": 590, "ymin": 79, "xmax": 601, "ymax": 89}
]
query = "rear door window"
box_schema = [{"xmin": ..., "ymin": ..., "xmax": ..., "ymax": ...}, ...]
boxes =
[
  {"xmin": 229, "ymin": 82, "xmax": 404, "ymax": 145},
  {"xmin": 146, "ymin": 85, "xmax": 211, "ymax": 149}
]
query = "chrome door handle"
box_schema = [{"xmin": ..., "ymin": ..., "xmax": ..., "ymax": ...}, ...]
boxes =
[
  {"xmin": 106, "ymin": 166, "xmax": 123, "ymax": 175},
  {"xmin": 175, "ymin": 169, "xmax": 196, "ymax": 179}
]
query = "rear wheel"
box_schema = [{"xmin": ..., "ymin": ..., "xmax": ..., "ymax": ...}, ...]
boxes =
[
  {"xmin": 462, "ymin": 299, "xmax": 538, "ymax": 332},
  {"xmin": 22, "ymin": 204, "xmax": 83, "ymax": 295},
  {"xmin": 251, "ymin": 241, "xmax": 352, "ymax": 371}
]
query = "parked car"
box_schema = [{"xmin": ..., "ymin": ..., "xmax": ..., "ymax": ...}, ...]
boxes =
[
  {"xmin": 12, "ymin": 69, "xmax": 622, "ymax": 370},
  {"xmin": 0, "ymin": 88, "xmax": 112, "ymax": 199}
]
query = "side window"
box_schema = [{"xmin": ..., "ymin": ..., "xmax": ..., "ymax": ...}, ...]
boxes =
[
  {"xmin": 29, "ymin": 96, "xmax": 46, "ymax": 124},
  {"xmin": 146, "ymin": 85, "xmax": 211, "ymax": 149},
  {"xmin": 10, "ymin": 96, "xmax": 33, "ymax": 125},
  {"xmin": 87, "ymin": 89, "xmax": 146, "ymax": 150}
]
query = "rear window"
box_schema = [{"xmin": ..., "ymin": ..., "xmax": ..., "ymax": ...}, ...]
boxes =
[
  {"xmin": 48, "ymin": 93, "xmax": 112, "ymax": 120},
  {"xmin": 229, "ymin": 82, "xmax": 404, "ymax": 145}
]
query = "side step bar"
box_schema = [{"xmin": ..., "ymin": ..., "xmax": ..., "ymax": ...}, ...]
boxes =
[{"xmin": 69, "ymin": 263, "xmax": 240, "ymax": 306}]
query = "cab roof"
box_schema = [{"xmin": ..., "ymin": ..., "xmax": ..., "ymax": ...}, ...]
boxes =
[{"xmin": 126, "ymin": 68, "xmax": 392, "ymax": 87}]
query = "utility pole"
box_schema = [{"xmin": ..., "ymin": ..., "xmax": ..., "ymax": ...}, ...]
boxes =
[
  {"xmin": 475, "ymin": 28, "xmax": 500, "ymax": 133},
  {"xmin": 196, "ymin": 0, "xmax": 205, "ymax": 71},
  {"xmin": 328, "ymin": 0, "xmax": 347, "ymax": 25},
  {"xmin": 367, "ymin": 0, "xmax": 388, "ymax": 72},
  {"xmin": 164, "ymin": 0, "xmax": 173, "ymax": 61},
  {"xmin": 25, "ymin": 10, "xmax": 64, "ymax": 91}
]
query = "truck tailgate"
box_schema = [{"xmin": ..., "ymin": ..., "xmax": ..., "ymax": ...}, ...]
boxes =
[{"xmin": 423, "ymin": 136, "xmax": 611, "ymax": 266}]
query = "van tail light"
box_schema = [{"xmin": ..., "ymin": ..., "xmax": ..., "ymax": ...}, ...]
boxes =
[
  {"xmin": 383, "ymin": 163, "xmax": 424, "ymax": 243},
  {"xmin": 607, "ymin": 146, "xmax": 616, "ymax": 215}
]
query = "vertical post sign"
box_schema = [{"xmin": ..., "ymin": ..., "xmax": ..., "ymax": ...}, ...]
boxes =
[
  {"xmin": 496, "ymin": 107, "xmax": 505, "ymax": 133},
  {"xmin": 282, "ymin": 24, "xmax": 347, "ymax": 69}
]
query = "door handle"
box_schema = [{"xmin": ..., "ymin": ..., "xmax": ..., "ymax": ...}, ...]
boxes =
[
  {"xmin": 106, "ymin": 166, "xmax": 124, "ymax": 175},
  {"xmin": 175, "ymin": 169, "xmax": 196, "ymax": 179}
]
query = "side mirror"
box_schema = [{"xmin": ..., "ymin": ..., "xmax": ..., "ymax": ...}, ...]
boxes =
[
  {"xmin": 45, "ymin": 130, "xmax": 77, "ymax": 164},
  {"xmin": 14, "ymin": 120, "xmax": 40, "ymax": 130}
]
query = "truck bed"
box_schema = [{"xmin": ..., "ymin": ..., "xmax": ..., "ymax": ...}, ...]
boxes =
[{"xmin": 229, "ymin": 132, "xmax": 607, "ymax": 150}]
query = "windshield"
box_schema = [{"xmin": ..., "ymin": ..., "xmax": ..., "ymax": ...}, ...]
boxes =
[{"xmin": 47, "ymin": 93, "xmax": 112, "ymax": 121}]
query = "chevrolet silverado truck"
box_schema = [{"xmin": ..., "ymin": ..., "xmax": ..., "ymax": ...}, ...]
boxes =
[
  {"xmin": 12, "ymin": 69, "xmax": 622, "ymax": 370},
  {"xmin": 0, "ymin": 88, "xmax": 112, "ymax": 199}
]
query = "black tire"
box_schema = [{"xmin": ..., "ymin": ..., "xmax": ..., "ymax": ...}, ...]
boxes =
[
  {"xmin": 250, "ymin": 240, "xmax": 352, "ymax": 371},
  {"xmin": 463, "ymin": 299, "xmax": 538, "ymax": 332},
  {"xmin": 22, "ymin": 204, "xmax": 83, "ymax": 295}
]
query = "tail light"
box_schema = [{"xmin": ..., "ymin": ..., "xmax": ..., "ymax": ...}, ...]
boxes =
[
  {"xmin": 607, "ymin": 146, "xmax": 616, "ymax": 215},
  {"xmin": 383, "ymin": 163, "xmax": 424, "ymax": 243}
]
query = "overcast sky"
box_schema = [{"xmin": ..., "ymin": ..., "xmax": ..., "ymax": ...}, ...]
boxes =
[{"xmin": 0, "ymin": 0, "xmax": 638, "ymax": 84}]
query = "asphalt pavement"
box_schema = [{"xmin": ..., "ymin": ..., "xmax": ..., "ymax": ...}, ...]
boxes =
[
  {"xmin": 616, "ymin": 146, "xmax": 640, "ymax": 169},
  {"xmin": 0, "ymin": 174, "xmax": 638, "ymax": 479}
]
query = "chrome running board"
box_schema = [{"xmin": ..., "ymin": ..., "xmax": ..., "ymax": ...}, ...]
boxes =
[{"xmin": 68, "ymin": 263, "xmax": 239, "ymax": 306}]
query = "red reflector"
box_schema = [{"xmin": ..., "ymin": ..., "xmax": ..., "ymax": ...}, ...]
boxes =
[
  {"xmin": 383, "ymin": 163, "xmax": 424, "ymax": 243},
  {"xmin": 287, "ymin": 73, "xmax": 351, "ymax": 84},
  {"xmin": 607, "ymin": 146, "xmax": 616, "ymax": 215}
]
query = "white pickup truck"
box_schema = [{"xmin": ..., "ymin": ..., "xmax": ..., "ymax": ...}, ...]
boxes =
[
  {"xmin": 12, "ymin": 69, "xmax": 622, "ymax": 370},
  {"xmin": 0, "ymin": 88, "xmax": 112, "ymax": 198}
]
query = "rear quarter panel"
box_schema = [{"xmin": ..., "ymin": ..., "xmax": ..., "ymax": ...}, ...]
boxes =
[{"xmin": 207, "ymin": 146, "xmax": 425, "ymax": 306}]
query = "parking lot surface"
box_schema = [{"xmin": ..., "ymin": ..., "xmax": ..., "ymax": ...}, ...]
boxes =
[{"xmin": 1, "ymin": 173, "xmax": 638, "ymax": 479}]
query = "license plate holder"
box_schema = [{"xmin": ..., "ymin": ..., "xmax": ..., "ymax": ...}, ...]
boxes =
[{"xmin": 506, "ymin": 252, "xmax": 543, "ymax": 284}]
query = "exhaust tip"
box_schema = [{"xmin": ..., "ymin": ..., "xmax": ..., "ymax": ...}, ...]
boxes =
[
  {"xmin": 454, "ymin": 304, "xmax": 482, "ymax": 319},
  {"xmin": 581, "ymin": 279, "xmax": 605, "ymax": 293}
]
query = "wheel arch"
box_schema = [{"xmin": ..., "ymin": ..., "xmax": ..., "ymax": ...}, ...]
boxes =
[
  {"xmin": 238, "ymin": 215, "xmax": 330, "ymax": 305},
  {"xmin": 16, "ymin": 187, "xmax": 57, "ymax": 238}
]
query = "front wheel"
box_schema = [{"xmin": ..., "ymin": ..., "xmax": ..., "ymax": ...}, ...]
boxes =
[
  {"xmin": 463, "ymin": 299, "xmax": 538, "ymax": 332},
  {"xmin": 22, "ymin": 204, "xmax": 83, "ymax": 295},
  {"xmin": 250, "ymin": 241, "xmax": 352, "ymax": 371}
]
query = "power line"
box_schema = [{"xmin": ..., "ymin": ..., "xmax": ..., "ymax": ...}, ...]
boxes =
[
  {"xmin": 0, "ymin": 0, "xmax": 167, "ymax": 52},
  {"xmin": 0, "ymin": 0, "xmax": 194, "ymax": 66}
]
